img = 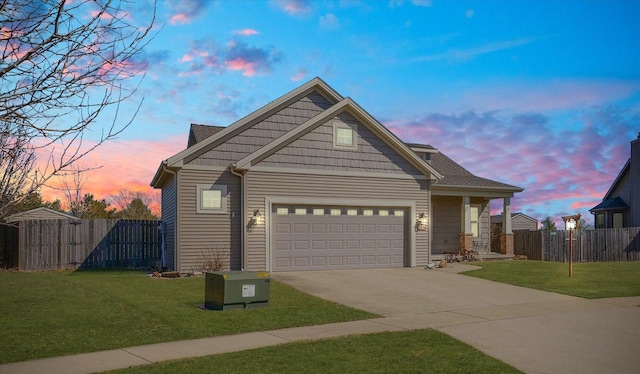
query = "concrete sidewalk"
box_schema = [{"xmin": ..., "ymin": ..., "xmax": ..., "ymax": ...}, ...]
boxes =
[{"xmin": 2, "ymin": 266, "xmax": 639, "ymax": 374}]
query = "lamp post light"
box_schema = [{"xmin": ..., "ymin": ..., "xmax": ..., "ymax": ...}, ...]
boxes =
[{"xmin": 562, "ymin": 214, "xmax": 581, "ymax": 277}]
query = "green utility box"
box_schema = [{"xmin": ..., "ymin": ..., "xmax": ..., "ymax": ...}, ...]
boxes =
[{"xmin": 204, "ymin": 271, "xmax": 270, "ymax": 311}]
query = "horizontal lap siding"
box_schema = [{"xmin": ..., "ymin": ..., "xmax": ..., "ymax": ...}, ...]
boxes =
[
  {"xmin": 245, "ymin": 171, "xmax": 430, "ymax": 271},
  {"xmin": 161, "ymin": 176, "xmax": 176, "ymax": 270},
  {"xmin": 177, "ymin": 169, "xmax": 241, "ymax": 273},
  {"xmin": 432, "ymin": 196, "xmax": 461, "ymax": 254}
]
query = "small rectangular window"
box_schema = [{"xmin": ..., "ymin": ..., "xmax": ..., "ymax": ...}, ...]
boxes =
[
  {"xmin": 202, "ymin": 190, "xmax": 221, "ymax": 209},
  {"xmin": 394, "ymin": 210, "xmax": 404, "ymax": 217},
  {"xmin": 471, "ymin": 205, "xmax": 480, "ymax": 237},
  {"xmin": 347, "ymin": 209, "xmax": 358, "ymax": 216},
  {"xmin": 336, "ymin": 127, "xmax": 353, "ymax": 146},
  {"xmin": 363, "ymin": 209, "xmax": 373, "ymax": 216},
  {"xmin": 197, "ymin": 184, "xmax": 227, "ymax": 214},
  {"xmin": 378, "ymin": 210, "xmax": 389, "ymax": 216},
  {"xmin": 330, "ymin": 209, "xmax": 341, "ymax": 216},
  {"xmin": 295, "ymin": 208, "xmax": 307, "ymax": 215},
  {"xmin": 596, "ymin": 213, "xmax": 605, "ymax": 228},
  {"xmin": 276, "ymin": 207, "xmax": 289, "ymax": 215},
  {"xmin": 613, "ymin": 213, "xmax": 623, "ymax": 228},
  {"xmin": 333, "ymin": 122, "xmax": 357, "ymax": 150},
  {"xmin": 313, "ymin": 208, "xmax": 325, "ymax": 216}
]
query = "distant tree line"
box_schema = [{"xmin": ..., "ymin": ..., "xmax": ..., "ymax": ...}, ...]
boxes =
[{"xmin": 3, "ymin": 189, "xmax": 158, "ymax": 221}]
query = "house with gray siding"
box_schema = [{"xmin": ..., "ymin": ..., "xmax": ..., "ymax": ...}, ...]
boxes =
[
  {"xmin": 151, "ymin": 78, "xmax": 523, "ymax": 273},
  {"xmin": 5, "ymin": 207, "xmax": 76, "ymax": 223},
  {"xmin": 590, "ymin": 133, "xmax": 640, "ymax": 228},
  {"xmin": 491, "ymin": 213, "xmax": 538, "ymax": 231}
]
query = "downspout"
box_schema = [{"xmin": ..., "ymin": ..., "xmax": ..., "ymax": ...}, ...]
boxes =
[
  {"xmin": 428, "ymin": 187, "xmax": 433, "ymax": 267},
  {"xmin": 230, "ymin": 165, "xmax": 247, "ymax": 271},
  {"xmin": 162, "ymin": 164, "xmax": 177, "ymax": 271}
]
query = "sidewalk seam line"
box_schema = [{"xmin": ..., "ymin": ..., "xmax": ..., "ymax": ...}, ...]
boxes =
[{"xmin": 119, "ymin": 348, "xmax": 154, "ymax": 364}]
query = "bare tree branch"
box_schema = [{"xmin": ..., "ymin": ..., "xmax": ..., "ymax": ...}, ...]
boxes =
[{"xmin": 0, "ymin": 0, "xmax": 156, "ymax": 220}]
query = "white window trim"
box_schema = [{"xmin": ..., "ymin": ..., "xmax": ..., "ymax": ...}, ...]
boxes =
[
  {"xmin": 333, "ymin": 122, "xmax": 358, "ymax": 150},
  {"xmin": 196, "ymin": 184, "xmax": 227, "ymax": 214}
]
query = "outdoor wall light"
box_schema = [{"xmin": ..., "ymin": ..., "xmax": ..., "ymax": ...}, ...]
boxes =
[
  {"xmin": 252, "ymin": 209, "xmax": 263, "ymax": 224},
  {"xmin": 416, "ymin": 213, "xmax": 428, "ymax": 231}
]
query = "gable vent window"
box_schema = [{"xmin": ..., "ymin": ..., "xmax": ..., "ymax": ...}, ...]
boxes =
[
  {"xmin": 333, "ymin": 122, "xmax": 357, "ymax": 150},
  {"xmin": 197, "ymin": 184, "xmax": 227, "ymax": 214}
]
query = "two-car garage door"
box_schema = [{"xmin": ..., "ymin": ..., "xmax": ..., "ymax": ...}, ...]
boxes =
[{"xmin": 272, "ymin": 205, "xmax": 407, "ymax": 271}]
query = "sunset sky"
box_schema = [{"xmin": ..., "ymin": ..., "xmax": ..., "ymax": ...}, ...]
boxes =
[{"xmin": 38, "ymin": 0, "xmax": 639, "ymax": 226}]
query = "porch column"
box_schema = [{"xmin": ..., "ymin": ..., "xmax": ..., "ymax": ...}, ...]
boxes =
[
  {"xmin": 500, "ymin": 197, "xmax": 514, "ymax": 255},
  {"xmin": 460, "ymin": 196, "xmax": 473, "ymax": 254}
]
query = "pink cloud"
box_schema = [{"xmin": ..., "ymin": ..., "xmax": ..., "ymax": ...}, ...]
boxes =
[
  {"xmin": 385, "ymin": 106, "xmax": 637, "ymax": 225},
  {"xmin": 273, "ymin": 0, "xmax": 312, "ymax": 14},
  {"xmin": 176, "ymin": 38, "xmax": 281, "ymax": 77},
  {"xmin": 290, "ymin": 68, "xmax": 308, "ymax": 81},
  {"xmin": 169, "ymin": 13, "xmax": 190, "ymax": 25},
  {"xmin": 458, "ymin": 79, "xmax": 640, "ymax": 113},
  {"xmin": 234, "ymin": 29, "xmax": 259, "ymax": 36},
  {"xmin": 225, "ymin": 58, "xmax": 257, "ymax": 77},
  {"xmin": 166, "ymin": 0, "xmax": 209, "ymax": 25}
]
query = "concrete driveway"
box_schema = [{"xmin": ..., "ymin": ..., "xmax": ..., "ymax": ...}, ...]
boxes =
[{"xmin": 273, "ymin": 265, "xmax": 640, "ymax": 374}]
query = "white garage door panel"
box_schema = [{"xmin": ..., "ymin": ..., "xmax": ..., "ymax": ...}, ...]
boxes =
[{"xmin": 272, "ymin": 206, "xmax": 407, "ymax": 271}]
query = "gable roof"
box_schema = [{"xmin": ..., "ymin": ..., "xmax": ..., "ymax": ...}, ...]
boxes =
[
  {"xmin": 232, "ymin": 97, "xmax": 443, "ymax": 179},
  {"xmin": 152, "ymin": 78, "xmax": 445, "ymax": 187},
  {"xmin": 171, "ymin": 78, "xmax": 342, "ymax": 166},
  {"xmin": 603, "ymin": 159, "xmax": 630, "ymax": 200},
  {"xmin": 491, "ymin": 212, "xmax": 538, "ymax": 224},
  {"xmin": 6, "ymin": 207, "xmax": 76, "ymax": 222}
]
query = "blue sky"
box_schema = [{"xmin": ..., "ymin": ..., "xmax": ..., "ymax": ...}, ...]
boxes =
[{"xmin": 41, "ymin": 0, "xmax": 640, "ymax": 225}]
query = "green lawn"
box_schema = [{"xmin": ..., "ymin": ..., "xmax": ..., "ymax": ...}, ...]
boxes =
[
  {"xmin": 462, "ymin": 261, "xmax": 640, "ymax": 299},
  {"xmin": 109, "ymin": 330, "xmax": 521, "ymax": 374},
  {"xmin": 0, "ymin": 270, "xmax": 375, "ymax": 364}
]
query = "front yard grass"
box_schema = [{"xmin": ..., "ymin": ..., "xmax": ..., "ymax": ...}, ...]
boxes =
[
  {"xmin": 0, "ymin": 270, "xmax": 375, "ymax": 364},
  {"xmin": 109, "ymin": 329, "xmax": 522, "ymax": 374},
  {"xmin": 462, "ymin": 261, "xmax": 640, "ymax": 299}
]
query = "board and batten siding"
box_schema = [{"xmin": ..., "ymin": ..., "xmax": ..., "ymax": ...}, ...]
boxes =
[
  {"xmin": 259, "ymin": 111, "xmax": 423, "ymax": 176},
  {"xmin": 177, "ymin": 168, "xmax": 241, "ymax": 273},
  {"xmin": 161, "ymin": 175, "xmax": 177, "ymax": 270},
  {"xmin": 188, "ymin": 92, "xmax": 335, "ymax": 168},
  {"xmin": 244, "ymin": 170, "xmax": 430, "ymax": 271}
]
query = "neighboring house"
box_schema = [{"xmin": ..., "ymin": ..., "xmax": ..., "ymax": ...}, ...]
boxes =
[
  {"xmin": 590, "ymin": 133, "xmax": 640, "ymax": 228},
  {"xmin": 5, "ymin": 207, "xmax": 76, "ymax": 223},
  {"xmin": 491, "ymin": 213, "xmax": 538, "ymax": 231},
  {"xmin": 151, "ymin": 78, "xmax": 523, "ymax": 273}
]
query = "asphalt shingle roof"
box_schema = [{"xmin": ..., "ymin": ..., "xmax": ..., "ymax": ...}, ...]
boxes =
[
  {"xmin": 590, "ymin": 196, "xmax": 629, "ymax": 212},
  {"xmin": 430, "ymin": 151, "xmax": 521, "ymax": 190},
  {"xmin": 188, "ymin": 124, "xmax": 226, "ymax": 146}
]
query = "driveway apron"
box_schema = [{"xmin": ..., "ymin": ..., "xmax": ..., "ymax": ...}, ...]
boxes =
[{"xmin": 273, "ymin": 266, "xmax": 640, "ymax": 374}]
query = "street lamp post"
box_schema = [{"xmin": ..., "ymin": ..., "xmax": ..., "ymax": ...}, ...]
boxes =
[{"xmin": 562, "ymin": 214, "xmax": 581, "ymax": 277}]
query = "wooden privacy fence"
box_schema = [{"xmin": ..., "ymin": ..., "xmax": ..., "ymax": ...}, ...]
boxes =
[
  {"xmin": 0, "ymin": 223, "xmax": 19, "ymax": 268},
  {"xmin": 514, "ymin": 227, "xmax": 640, "ymax": 262},
  {"xmin": 18, "ymin": 219, "xmax": 161, "ymax": 271}
]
